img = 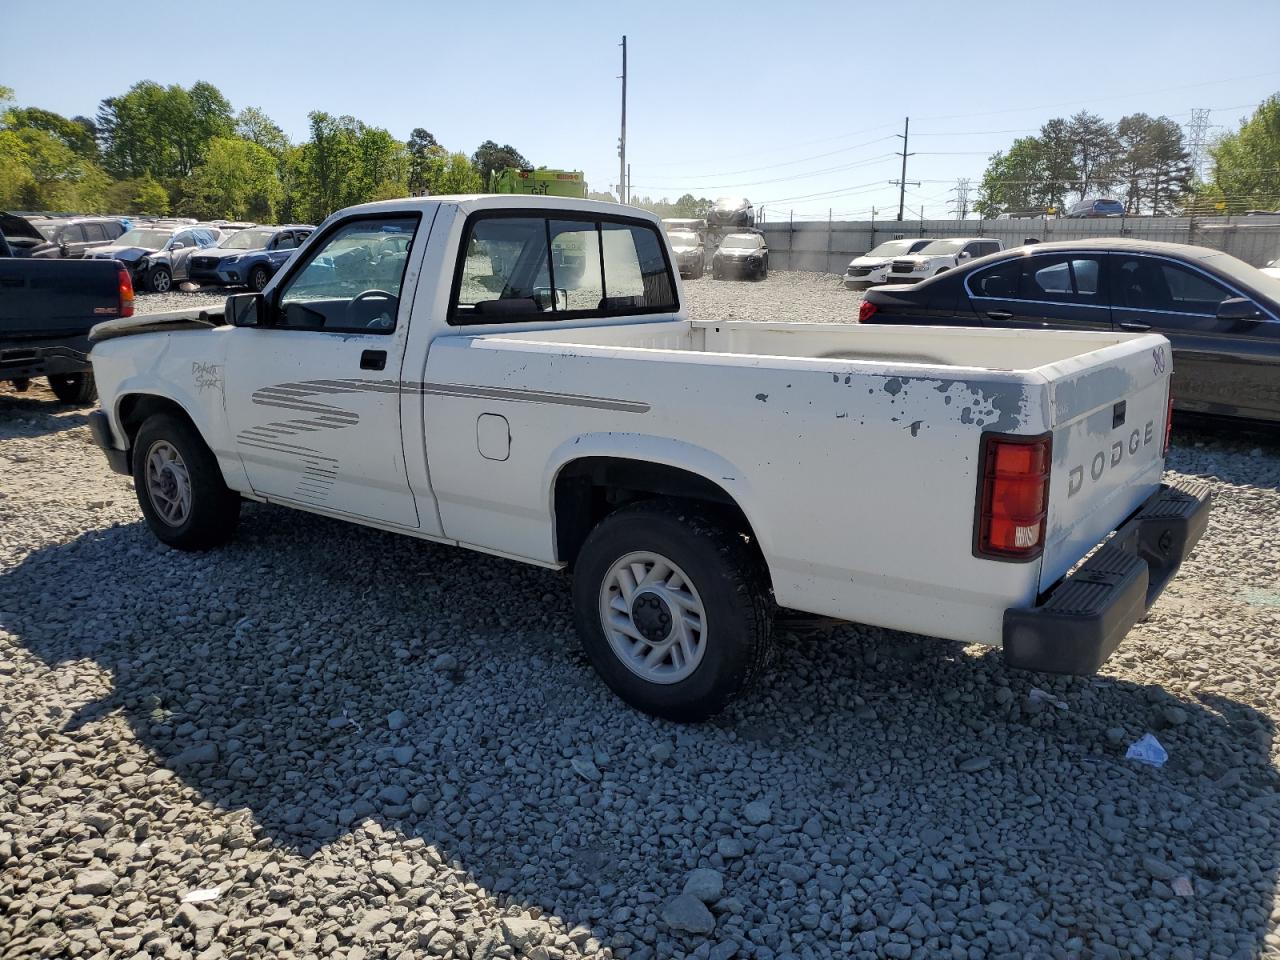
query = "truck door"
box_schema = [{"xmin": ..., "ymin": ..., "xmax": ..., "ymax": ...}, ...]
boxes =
[
  {"xmin": 221, "ymin": 212, "xmax": 439, "ymax": 532},
  {"xmin": 966, "ymin": 251, "xmax": 1112, "ymax": 331}
]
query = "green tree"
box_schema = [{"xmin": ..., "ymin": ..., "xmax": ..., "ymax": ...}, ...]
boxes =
[
  {"xmin": 407, "ymin": 127, "xmax": 440, "ymax": 194},
  {"xmin": 1204, "ymin": 94, "xmax": 1280, "ymax": 213},
  {"xmin": 97, "ymin": 80, "xmax": 233, "ymax": 180},
  {"xmin": 5, "ymin": 107, "xmax": 98, "ymax": 158},
  {"xmin": 235, "ymin": 107, "xmax": 290, "ymax": 156},
  {"xmin": 418, "ymin": 149, "xmax": 482, "ymax": 195},
  {"xmin": 1066, "ymin": 110, "xmax": 1120, "ymax": 200},
  {"xmin": 471, "ymin": 140, "xmax": 529, "ymax": 179},
  {"xmin": 131, "ymin": 174, "xmax": 171, "ymax": 215},
  {"xmin": 974, "ymin": 137, "xmax": 1048, "ymax": 217},
  {"xmin": 181, "ymin": 136, "xmax": 283, "ymax": 220}
]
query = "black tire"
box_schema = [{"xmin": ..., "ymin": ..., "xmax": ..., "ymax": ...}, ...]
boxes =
[
  {"xmin": 148, "ymin": 266, "xmax": 173, "ymax": 293},
  {"xmin": 691, "ymin": 261, "xmax": 704, "ymax": 280},
  {"xmin": 572, "ymin": 499, "xmax": 775, "ymax": 721},
  {"xmin": 132, "ymin": 413, "xmax": 240, "ymax": 550},
  {"xmin": 249, "ymin": 264, "xmax": 271, "ymax": 292},
  {"xmin": 48, "ymin": 372, "xmax": 97, "ymax": 405}
]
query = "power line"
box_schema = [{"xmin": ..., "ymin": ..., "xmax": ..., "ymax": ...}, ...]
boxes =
[{"xmin": 627, "ymin": 152, "xmax": 897, "ymax": 192}]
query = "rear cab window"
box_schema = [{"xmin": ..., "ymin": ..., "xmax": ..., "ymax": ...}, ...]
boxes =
[{"xmin": 450, "ymin": 210, "xmax": 678, "ymax": 324}]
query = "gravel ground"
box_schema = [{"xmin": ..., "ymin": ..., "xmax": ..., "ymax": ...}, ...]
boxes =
[{"xmin": 3, "ymin": 274, "xmax": 1279, "ymax": 960}]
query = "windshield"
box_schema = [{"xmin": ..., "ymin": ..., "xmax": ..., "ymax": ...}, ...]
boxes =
[
  {"xmin": 1096, "ymin": 199, "xmax": 1125, "ymax": 213},
  {"xmin": 220, "ymin": 228, "xmax": 275, "ymax": 250},
  {"xmin": 117, "ymin": 228, "xmax": 173, "ymax": 249},
  {"xmin": 669, "ymin": 231, "xmax": 699, "ymax": 248},
  {"xmin": 1205, "ymin": 252, "xmax": 1280, "ymax": 302},
  {"xmin": 866, "ymin": 239, "xmax": 927, "ymax": 258},
  {"xmin": 722, "ymin": 235, "xmax": 759, "ymax": 250},
  {"xmin": 919, "ymin": 239, "xmax": 967, "ymax": 255}
]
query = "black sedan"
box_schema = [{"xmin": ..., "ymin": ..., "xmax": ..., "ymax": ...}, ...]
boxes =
[{"xmin": 860, "ymin": 238, "xmax": 1280, "ymax": 424}]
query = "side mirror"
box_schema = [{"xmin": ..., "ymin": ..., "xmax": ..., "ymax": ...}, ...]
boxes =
[
  {"xmin": 533, "ymin": 286, "xmax": 570, "ymax": 311},
  {"xmin": 171, "ymin": 241, "xmax": 186, "ymax": 251},
  {"xmin": 1217, "ymin": 297, "xmax": 1263, "ymax": 321},
  {"xmin": 958, "ymin": 251, "xmax": 972, "ymax": 260},
  {"xmin": 226, "ymin": 292, "xmax": 265, "ymax": 327}
]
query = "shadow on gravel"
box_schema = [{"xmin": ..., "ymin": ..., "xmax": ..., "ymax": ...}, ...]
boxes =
[
  {"xmin": 3, "ymin": 505, "xmax": 1278, "ymax": 957},
  {"xmin": 0, "ymin": 388, "xmax": 90, "ymax": 437}
]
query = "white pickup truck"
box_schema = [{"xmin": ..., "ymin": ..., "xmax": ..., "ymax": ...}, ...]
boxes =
[{"xmin": 87, "ymin": 195, "xmax": 1211, "ymax": 720}]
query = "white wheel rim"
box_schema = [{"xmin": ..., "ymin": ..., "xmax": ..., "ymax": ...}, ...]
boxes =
[
  {"xmin": 599, "ymin": 550, "xmax": 707, "ymax": 685},
  {"xmin": 144, "ymin": 440, "xmax": 192, "ymax": 526}
]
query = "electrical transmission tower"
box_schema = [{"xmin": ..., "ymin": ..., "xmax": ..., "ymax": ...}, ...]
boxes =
[
  {"xmin": 1185, "ymin": 108, "xmax": 1212, "ymax": 182},
  {"xmin": 950, "ymin": 178, "xmax": 972, "ymax": 220}
]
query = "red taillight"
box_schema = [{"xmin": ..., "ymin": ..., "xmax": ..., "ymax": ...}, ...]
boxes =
[
  {"xmin": 117, "ymin": 265, "xmax": 135, "ymax": 318},
  {"xmin": 1163, "ymin": 388, "xmax": 1173, "ymax": 456},
  {"xmin": 974, "ymin": 433, "xmax": 1052, "ymax": 561},
  {"xmin": 857, "ymin": 300, "xmax": 877, "ymax": 323}
]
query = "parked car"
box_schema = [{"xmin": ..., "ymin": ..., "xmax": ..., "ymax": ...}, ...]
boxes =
[
  {"xmin": 995, "ymin": 211, "xmax": 1048, "ymax": 220},
  {"xmin": 860, "ymin": 238, "xmax": 1280, "ymax": 424},
  {"xmin": 844, "ymin": 238, "xmax": 933, "ymax": 290},
  {"xmin": 189, "ymin": 224, "xmax": 315, "ymax": 290},
  {"xmin": 1065, "ymin": 198, "xmax": 1126, "ymax": 218},
  {"xmin": 19, "ymin": 216, "xmax": 128, "ymax": 258},
  {"xmin": 712, "ymin": 232, "xmax": 768, "ymax": 280},
  {"xmin": 86, "ymin": 194, "xmax": 1211, "ymax": 720},
  {"xmin": 1, "ymin": 256, "xmax": 134, "ymax": 403},
  {"xmin": 882, "ymin": 237, "xmax": 1003, "ymax": 283},
  {"xmin": 668, "ymin": 230, "xmax": 705, "ymax": 280},
  {"xmin": 88, "ymin": 224, "xmax": 222, "ymax": 292}
]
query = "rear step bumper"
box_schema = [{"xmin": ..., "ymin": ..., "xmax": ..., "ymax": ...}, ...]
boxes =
[{"xmin": 1002, "ymin": 480, "xmax": 1213, "ymax": 674}]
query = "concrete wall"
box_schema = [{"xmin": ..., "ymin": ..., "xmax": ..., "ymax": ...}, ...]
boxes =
[{"xmin": 760, "ymin": 215, "xmax": 1280, "ymax": 273}]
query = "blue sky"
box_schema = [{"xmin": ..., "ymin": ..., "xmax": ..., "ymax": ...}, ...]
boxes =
[{"xmin": 4, "ymin": 0, "xmax": 1279, "ymax": 219}]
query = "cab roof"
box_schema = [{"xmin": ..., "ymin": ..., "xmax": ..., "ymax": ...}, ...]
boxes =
[{"xmin": 332, "ymin": 194, "xmax": 661, "ymax": 226}]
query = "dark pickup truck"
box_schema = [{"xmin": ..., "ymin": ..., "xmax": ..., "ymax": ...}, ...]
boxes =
[{"xmin": 0, "ymin": 257, "xmax": 135, "ymax": 404}]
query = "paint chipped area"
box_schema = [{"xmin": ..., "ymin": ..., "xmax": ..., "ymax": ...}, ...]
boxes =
[{"xmin": 866, "ymin": 374, "xmax": 1033, "ymax": 435}]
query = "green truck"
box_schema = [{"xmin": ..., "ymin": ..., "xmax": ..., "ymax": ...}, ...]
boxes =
[{"xmin": 488, "ymin": 168, "xmax": 588, "ymax": 199}]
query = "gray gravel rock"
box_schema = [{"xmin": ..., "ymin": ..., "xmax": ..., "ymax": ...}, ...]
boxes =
[
  {"xmin": 683, "ymin": 867, "xmax": 724, "ymax": 902},
  {"xmin": 662, "ymin": 894, "xmax": 717, "ymax": 935},
  {"xmin": 2, "ymin": 277, "xmax": 1279, "ymax": 960}
]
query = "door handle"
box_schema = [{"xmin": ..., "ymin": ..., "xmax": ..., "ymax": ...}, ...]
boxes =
[
  {"xmin": 986, "ymin": 310, "xmax": 1013, "ymax": 321},
  {"xmin": 1119, "ymin": 321, "xmax": 1152, "ymax": 332},
  {"xmin": 360, "ymin": 349, "xmax": 387, "ymax": 371}
]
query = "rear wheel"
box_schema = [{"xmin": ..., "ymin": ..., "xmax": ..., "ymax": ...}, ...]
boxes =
[
  {"xmin": 572, "ymin": 499, "xmax": 775, "ymax": 721},
  {"xmin": 148, "ymin": 266, "xmax": 173, "ymax": 293},
  {"xmin": 249, "ymin": 264, "xmax": 271, "ymax": 292},
  {"xmin": 48, "ymin": 372, "xmax": 97, "ymax": 405},
  {"xmin": 132, "ymin": 414, "xmax": 240, "ymax": 550}
]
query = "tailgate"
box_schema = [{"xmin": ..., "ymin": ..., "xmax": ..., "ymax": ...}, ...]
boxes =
[
  {"xmin": 0, "ymin": 258, "xmax": 122, "ymax": 339},
  {"xmin": 1040, "ymin": 336, "xmax": 1171, "ymax": 591}
]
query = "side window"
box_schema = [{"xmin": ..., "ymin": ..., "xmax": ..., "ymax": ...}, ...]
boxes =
[
  {"xmin": 981, "ymin": 242, "xmax": 1000, "ymax": 257},
  {"xmin": 455, "ymin": 217, "xmax": 551, "ymax": 320},
  {"xmin": 174, "ymin": 231, "xmax": 195, "ymax": 248},
  {"xmin": 601, "ymin": 222, "xmax": 676, "ymax": 310},
  {"xmin": 1159, "ymin": 261, "xmax": 1230, "ymax": 314},
  {"xmin": 83, "ymin": 223, "xmax": 108, "ymax": 242},
  {"xmin": 969, "ymin": 259, "xmax": 1022, "ymax": 299},
  {"xmin": 274, "ymin": 232, "xmax": 297, "ymax": 250},
  {"xmin": 1022, "ymin": 254, "xmax": 1105, "ymax": 303},
  {"xmin": 276, "ymin": 215, "xmax": 419, "ymax": 334},
  {"xmin": 451, "ymin": 215, "xmax": 677, "ymax": 323},
  {"xmin": 550, "ymin": 220, "xmax": 603, "ymax": 311},
  {"xmin": 62, "ymin": 224, "xmax": 87, "ymax": 243}
]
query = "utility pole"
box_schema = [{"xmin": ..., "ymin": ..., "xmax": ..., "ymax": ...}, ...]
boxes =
[
  {"xmin": 627, "ymin": 163, "xmax": 631, "ymax": 206},
  {"xmin": 618, "ymin": 35, "xmax": 627, "ymax": 205},
  {"xmin": 890, "ymin": 117, "xmax": 918, "ymax": 221},
  {"xmin": 893, "ymin": 117, "xmax": 915, "ymax": 221}
]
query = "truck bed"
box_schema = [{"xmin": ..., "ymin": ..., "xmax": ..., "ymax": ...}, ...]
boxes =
[{"xmin": 422, "ymin": 319, "xmax": 1170, "ymax": 644}]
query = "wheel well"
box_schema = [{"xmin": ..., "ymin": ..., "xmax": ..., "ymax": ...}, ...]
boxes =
[
  {"xmin": 553, "ymin": 457, "xmax": 766, "ymax": 574},
  {"xmin": 116, "ymin": 394, "xmax": 198, "ymax": 450}
]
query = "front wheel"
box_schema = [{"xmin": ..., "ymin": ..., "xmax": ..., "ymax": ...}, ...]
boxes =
[
  {"xmin": 572, "ymin": 499, "xmax": 775, "ymax": 721},
  {"xmin": 249, "ymin": 264, "xmax": 271, "ymax": 292},
  {"xmin": 48, "ymin": 372, "xmax": 97, "ymax": 405},
  {"xmin": 132, "ymin": 414, "xmax": 240, "ymax": 550},
  {"xmin": 148, "ymin": 266, "xmax": 173, "ymax": 293}
]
